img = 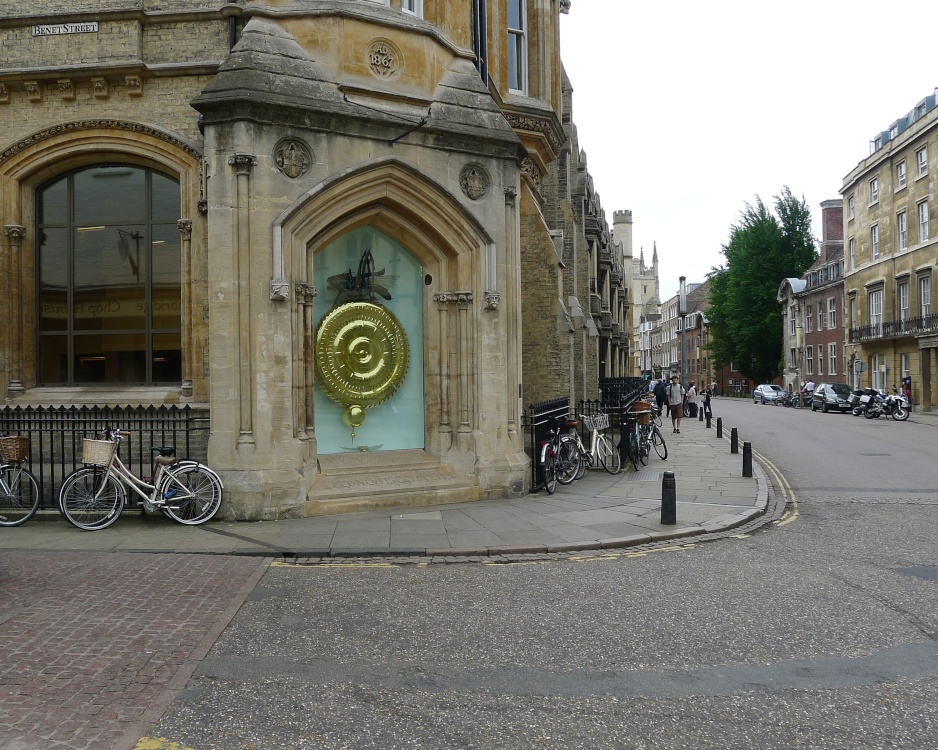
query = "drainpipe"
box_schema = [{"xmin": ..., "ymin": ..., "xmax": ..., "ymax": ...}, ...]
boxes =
[
  {"xmin": 472, "ymin": 0, "xmax": 488, "ymax": 84},
  {"xmin": 228, "ymin": 0, "xmax": 238, "ymax": 50}
]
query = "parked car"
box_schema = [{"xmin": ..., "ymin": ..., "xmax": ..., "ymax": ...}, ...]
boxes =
[
  {"xmin": 753, "ymin": 384, "xmax": 783, "ymax": 404},
  {"xmin": 810, "ymin": 382, "xmax": 853, "ymax": 413}
]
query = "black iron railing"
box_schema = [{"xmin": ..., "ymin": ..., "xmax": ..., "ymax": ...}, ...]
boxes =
[
  {"xmin": 523, "ymin": 397, "xmax": 569, "ymax": 490},
  {"xmin": 849, "ymin": 313, "xmax": 937, "ymax": 342},
  {"xmin": 522, "ymin": 378, "xmax": 648, "ymax": 490},
  {"xmin": 0, "ymin": 405, "xmax": 209, "ymax": 509}
]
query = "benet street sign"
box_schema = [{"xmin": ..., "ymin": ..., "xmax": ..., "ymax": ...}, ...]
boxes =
[{"xmin": 33, "ymin": 23, "xmax": 99, "ymax": 36}]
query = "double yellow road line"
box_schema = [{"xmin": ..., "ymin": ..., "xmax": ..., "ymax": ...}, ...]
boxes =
[{"xmin": 752, "ymin": 448, "xmax": 799, "ymax": 527}]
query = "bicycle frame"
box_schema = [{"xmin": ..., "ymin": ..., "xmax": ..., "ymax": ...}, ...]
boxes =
[
  {"xmin": 0, "ymin": 461, "xmax": 24, "ymax": 492},
  {"xmin": 105, "ymin": 452, "xmax": 172, "ymax": 510},
  {"xmin": 88, "ymin": 430, "xmax": 222, "ymax": 513}
]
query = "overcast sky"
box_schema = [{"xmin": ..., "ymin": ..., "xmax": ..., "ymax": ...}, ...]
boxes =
[{"xmin": 559, "ymin": 1, "xmax": 938, "ymax": 301}]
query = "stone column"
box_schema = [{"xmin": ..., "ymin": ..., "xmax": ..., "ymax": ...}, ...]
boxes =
[
  {"xmin": 3, "ymin": 225, "xmax": 26, "ymax": 394},
  {"xmin": 177, "ymin": 219, "xmax": 194, "ymax": 398},
  {"xmin": 295, "ymin": 282, "xmax": 318, "ymax": 439},
  {"xmin": 433, "ymin": 292, "xmax": 455, "ymax": 445},
  {"xmin": 229, "ymin": 154, "xmax": 257, "ymax": 445},
  {"xmin": 456, "ymin": 291, "xmax": 474, "ymax": 440},
  {"xmin": 921, "ymin": 342, "xmax": 934, "ymax": 411},
  {"xmin": 504, "ymin": 187, "xmax": 519, "ymax": 437}
]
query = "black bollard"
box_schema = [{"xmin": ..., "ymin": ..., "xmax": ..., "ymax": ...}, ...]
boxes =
[
  {"xmin": 742, "ymin": 441, "xmax": 753, "ymax": 477},
  {"xmin": 706, "ymin": 412, "xmax": 712, "ymax": 429},
  {"xmin": 731, "ymin": 427, "xmax": 738, "ymax": 454},
  {"xmin": 698, "ymin": 406, "xmax": 704, "ymax": 421},
  {"xmin": 716, "ymin": 416, "xmax": 722, "ymax": 438},
  {"xmin": 661, "ymin": 470, "xmax": 676, "ymax": 525}
]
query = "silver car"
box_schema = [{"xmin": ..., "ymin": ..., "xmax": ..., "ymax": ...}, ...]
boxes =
[{"xmin": 753, "ymin": 384, "xmax": 783, "ymax": 404}]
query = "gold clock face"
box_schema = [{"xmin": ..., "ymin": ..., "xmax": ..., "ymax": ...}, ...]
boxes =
[{"xmin": 314, "ymin": 302, "xmax": 410, "ymax": 409}]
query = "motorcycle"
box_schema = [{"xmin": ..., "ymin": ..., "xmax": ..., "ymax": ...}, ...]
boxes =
[
  {"xmin": 777, "ymin": 391, "xmax": 805, "ymax": 408},
  {"xmin": 852, "ymin": 387, "xmax": 881, "ymax": 417},
  {"xmin": 881, "ymin": 388, "xmax": 911, "ymax": 421},
  {"xmin": 847, "ymin": 389, "xmax": 864, "ymax": 414},
  {"xmin": 857, "ymin": 388, "xmax": 910, "ymax": 421}
]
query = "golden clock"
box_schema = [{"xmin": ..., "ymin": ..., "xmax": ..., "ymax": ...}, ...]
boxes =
[{"xmin": 314, "ymin": 302, "xmax": 410, "ymax": 431}]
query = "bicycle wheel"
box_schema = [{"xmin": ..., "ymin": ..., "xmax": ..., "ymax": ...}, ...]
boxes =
[
  {"xmin": 542, "ymin": 452, "xmax": 557, "ymax": 495},
  {"xmin": 58, "ymin": 467, "xmax": 125, "ymax": 531},
  {"xmin": 597, "ymin": 435, "xmax": 621, "ymax": 475},
  {"xmin": 160, "ymin": 464, "xmax": 224, "ymax": 525},
  {"xmin": 627, "ymin": 429, "xmax": 640, "ymax": 472},
  {"xmin": 651, "ymin": 426, "xmax": 668, "ymax": 460},
  {"xmin": 638, "ymin": 429, "xmax": 649, "ymax": 466},
  {"xmin": 651, "ymin": 409, "xmax": 663, "ymax": 428},
  {"xmin": 0, "ymin": 465, "xmax": 41, "ymax": 527},
  {"xmin": 574, "ymin": 438, "xmax": 589, "ymax": 480},
  {"xmin": 556, "ymin": 437, "xmax": 581, "ymax": 485}
]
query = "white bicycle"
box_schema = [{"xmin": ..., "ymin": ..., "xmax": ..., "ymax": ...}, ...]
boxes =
[
  {"xmin": 567, "ymin": 413, "xmax": 621, "ymax": 478},
  {"xmin": 58, "ymin": 427, "xmax": 223, "ymax": 531}
]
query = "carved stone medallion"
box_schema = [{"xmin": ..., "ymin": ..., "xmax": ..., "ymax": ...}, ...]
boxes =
[
  {"xmin": 459, "ymin": 164, "xmax": 490, "ymax": 201},
  {"xmin": 368, "ymin": 39, "xmax": 402, "ymax": 79},
  {"xmin": 275, "ymin": 138, "xmax": 312, "ymax": 179},
  {"xmin": 315, "ymin": 302, "xmax": 410, "ymax": 429}
]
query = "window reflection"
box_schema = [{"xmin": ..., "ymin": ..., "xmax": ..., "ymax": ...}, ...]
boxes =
[{"xmin": 37, "ymin": 165, "xmax": 182, "ymax": 385}]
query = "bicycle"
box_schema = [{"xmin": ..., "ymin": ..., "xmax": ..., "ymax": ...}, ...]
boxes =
[
  {"xmin": 622, "ymin": 414, "xmax": 642, "ymax": 471},
  {"xmin": 537, "ymin": 416, "xmax": 584, "ymax": 494},
  {"xmin": 0, "ymin": 435, "xmax": 41, "ymax": 527},
  {"xmin": 58, "ymin": 427, "xmax": 224, "ymax": 531},
  {"xmin": 644, "ymin": 420, "xmax": 668, "ymax": 461},
  {"xmin": 568, "ymin": 413, "xmax": 621, "ymax": 477}
]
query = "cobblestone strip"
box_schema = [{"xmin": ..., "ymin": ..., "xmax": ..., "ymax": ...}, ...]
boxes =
[{"xmin": 0, "ymin": 550, "xmax": 267, "ymax": 750}]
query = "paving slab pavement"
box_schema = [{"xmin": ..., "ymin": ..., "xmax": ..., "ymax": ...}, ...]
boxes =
[{"xmin": 0, "ymin": 419, "xmax": 769, "ymax": 558}]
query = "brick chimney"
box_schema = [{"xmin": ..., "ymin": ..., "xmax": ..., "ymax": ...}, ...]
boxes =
[{"xmin": 818, "ymin": 199, "xmax": 844, "ymax": 265}]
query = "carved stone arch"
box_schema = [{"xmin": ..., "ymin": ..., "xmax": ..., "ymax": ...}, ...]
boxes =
[
  {"xmin": 0, "ymin": 120, "xmax": 205, "ymax": 399},
  {"xmin": 276, "ymin": 157, "xmax": 493, "ymax": 290},
  {"xmin": 276, "ymin": 157, "xmax": 493, "ymax": 458}
]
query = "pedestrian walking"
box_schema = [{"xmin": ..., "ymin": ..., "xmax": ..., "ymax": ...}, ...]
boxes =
[
  {"xmin": 703, "ymin": 385, "xmax": 712, "ymax": 417},
  {"xmin": 653, "ymin": 378, "xmax": 668, "ymax": 419},
  {"xmin": 686, "ymin": 382, "xmax": 698, "ymax": 419},
  {"xmin": 667, "ymin": 375, "xmax": 685, "ymax": 433}
]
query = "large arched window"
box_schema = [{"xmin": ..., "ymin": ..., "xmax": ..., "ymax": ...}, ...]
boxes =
[{"xmin": 36, "ymin": 165, "xmax": 181, "ymax": 385}]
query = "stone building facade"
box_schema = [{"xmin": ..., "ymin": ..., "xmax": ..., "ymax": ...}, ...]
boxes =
[
  {"xmin": 0, "ymin": 0, "xmax": 584, "ymax": 518},
  {"xmin": 842, "ymin": 89, "xmax": 938, "ymax": 409},
  {"xmin": 521, "ymin": 65, "xmax": 631, "ymax": 407},
  {"xmin": 629, "ymin": 242, "xmax": 660, "ymax": 377},
  {"xmin": 682, "ymin": 279, "xmax": 712, "ymax": 388}
]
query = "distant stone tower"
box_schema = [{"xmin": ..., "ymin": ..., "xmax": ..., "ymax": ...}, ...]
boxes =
[
  {"xmin": 629, "ymin": 239, "xmax": 662, "ymax": 377},
  {"xmin": 613, "ymin": 211, "xmax": 634, "ymax": 374}
]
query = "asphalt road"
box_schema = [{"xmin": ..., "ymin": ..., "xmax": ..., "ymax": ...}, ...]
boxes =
[{"xmin": 128, "ymin": 398, "xmax": 937, "ymax": 749}]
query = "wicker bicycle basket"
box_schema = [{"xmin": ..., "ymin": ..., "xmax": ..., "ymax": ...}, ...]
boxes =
[
  {"xmin": 82, "ymin": 438, "xmax": 116, "ymax": 467},
  {"xmin": 0, "ymin": 436, "xmax": 29, "ymax": 463},
  {"xmin": 629, "ymin": 401, "xmax": 652, "ymax": 426},
  {"xmin": 580, "ymin": 413, "xmax": 609, "ymax": 432}
]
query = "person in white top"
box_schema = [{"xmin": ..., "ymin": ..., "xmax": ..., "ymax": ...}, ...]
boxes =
[
  {"xmin": 685, "ymin": 382, "xmax": 698, "ymax": 419},
  {"xmin": 666, "ymin": 375, "xmax": 685, "ymax": 433}
]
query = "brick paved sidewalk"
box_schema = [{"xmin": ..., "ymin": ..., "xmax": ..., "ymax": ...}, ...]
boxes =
[{"xmin": 0, "ymin": 551, "xmax": 267, "ymax": 750}]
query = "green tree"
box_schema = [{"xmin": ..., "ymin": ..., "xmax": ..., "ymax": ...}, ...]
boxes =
[{"xmin": 707, "ymin": 187, "xmax": 816, "ymax": 384}]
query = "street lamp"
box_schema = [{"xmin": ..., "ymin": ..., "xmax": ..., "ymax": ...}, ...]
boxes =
[
  {"xmin": 795, "ymin": 323, "xmax": 803, "ymax": 405},
  {"xmin": 679, "ymin": 276, "xmax": 687, "ymax": 385}
]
